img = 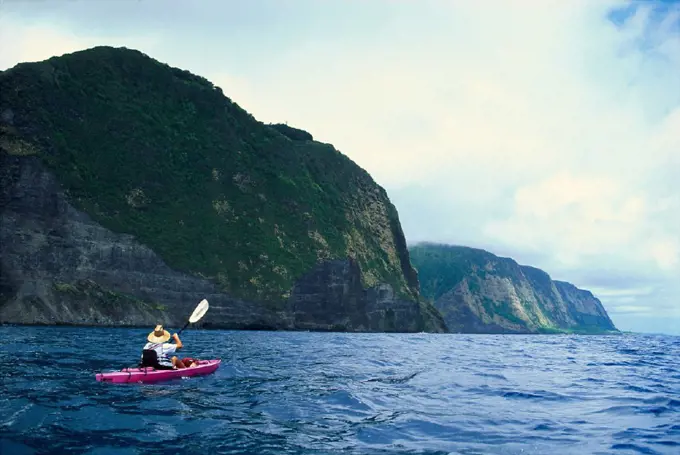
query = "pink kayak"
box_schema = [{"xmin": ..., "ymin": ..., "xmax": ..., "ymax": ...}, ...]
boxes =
[{"xmin": 95, "ymin": 359, "xmax": 221, "ymax": 384}]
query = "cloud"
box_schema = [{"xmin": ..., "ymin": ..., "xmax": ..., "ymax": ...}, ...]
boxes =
[
  {"xmin": 0, "ymin": 0, "xmax": 678, "ymax": 332},
  {"xmin": 591, "ymin": 286, "xmax": 657, "ymax": 298},
  {"xmin": 210, "ymin": 0, "xmax": 680, "ymax": 332},
  {"xmin": 647, "ymin": 237, "xmax": 680, "ymax": 270},
  {"xmin": 589, "ymin": 286, "xmax": 658, "ymax": 315},
  {"xmin": 611, "ymin": 305, "xmax": 655, "ymax": 315},
  {"xmin": 483, "ymin": 171, "xmax": 678, "ymax": 271},
  {"xmin": 0, "ymin": 14, "xmax": 161, "ymax": 72}
]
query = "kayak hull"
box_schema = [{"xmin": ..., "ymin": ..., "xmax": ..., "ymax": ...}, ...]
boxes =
[{"xmin": 95, "ymin": 359, "xmax": 221, "ymax": 384}]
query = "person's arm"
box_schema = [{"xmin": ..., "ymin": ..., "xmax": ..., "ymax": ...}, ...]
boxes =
[{"xmin": 172, "ymin": 333, "xmax": 183, "ymax": 350}]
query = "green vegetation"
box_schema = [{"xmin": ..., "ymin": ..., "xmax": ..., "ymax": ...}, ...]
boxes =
[
  {"xmin": 53, "ymin": 282, "xmax": 79, "ymax": 294},
  {"xmin": 408, "ymin": 242, "xmax": 497, "ymax": 301},
  {"xmin": 409, "ymin": 242, "xmax": 618, "ymax": 334},
  {"xmin": 53, "ymin": 280, "xmax": 150, "ymax": 308},
  {"xmin": 0, "ymin": 125, "xmax": 38, "ymax": 156},
  {"xmin": 268, "ymin": 123, "xmax": 313, "ymax": 141},
  {"xmin": 478, "ymin": 296, "xmax": 526, "ymax": 327},
  {"xmin": 536, "ymin": 326, "xmax": 621, "ymax": 335},
  {"xmin": 0, "ymin": 46, "xmax": 417, "ymax": 303}
]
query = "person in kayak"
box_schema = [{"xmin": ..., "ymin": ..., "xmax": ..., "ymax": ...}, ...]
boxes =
[{"xmin": 141, "ymin": 325, "xmax": 199, "ymax": 370}]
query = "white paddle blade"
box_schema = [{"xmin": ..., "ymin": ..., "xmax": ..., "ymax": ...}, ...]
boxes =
[{"xmin": 189, "ymin": 299, "xmax": 209, "ymax": 323}]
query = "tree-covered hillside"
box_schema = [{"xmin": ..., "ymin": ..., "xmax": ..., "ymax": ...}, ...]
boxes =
[{"xmin": 0, "ymin": 46, "xmax": 419, "ymax": 304}]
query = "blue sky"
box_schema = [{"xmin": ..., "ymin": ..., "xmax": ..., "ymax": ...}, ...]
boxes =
[{"xmin": 1, "ymin": 0, "xmax": 678, "ymax": 334}]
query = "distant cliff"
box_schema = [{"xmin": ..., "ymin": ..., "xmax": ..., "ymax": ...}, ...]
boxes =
[
  {"xmin": 0, "ymin": 46, "xmax": 445, "ymax": 333},
  {"xmin": 409, "ymin": 243, "xmax": 618, "ymax": 334}
]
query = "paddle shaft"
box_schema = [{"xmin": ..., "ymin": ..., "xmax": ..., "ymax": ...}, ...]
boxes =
[{"xmin": 175, "ymin": 320, "xmax": 191, "ymax": 338}]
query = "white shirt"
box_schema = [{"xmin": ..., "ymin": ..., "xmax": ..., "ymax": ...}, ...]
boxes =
[{"xmin": 142, "ymin": 342, "xmax": 177, "ymax": 366}]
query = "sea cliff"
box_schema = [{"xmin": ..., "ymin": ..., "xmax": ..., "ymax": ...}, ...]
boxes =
[
  {"xmin": 409, "ymin": 243, "xmax": 618, "ymax": 334},
  {"xmin": 0, "ymin": 46, "xmax": 445, "ymax": 333}
]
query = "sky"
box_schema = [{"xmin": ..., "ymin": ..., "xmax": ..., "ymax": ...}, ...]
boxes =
[{"xmin": 0, "ymin": 0, "xmax": 678, "ymax": 334}]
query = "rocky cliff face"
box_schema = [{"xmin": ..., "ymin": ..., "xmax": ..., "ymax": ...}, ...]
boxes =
[
  {"xmin": 0, "ymin": 46, "xmax": 445, "ymax": 332},
  {"xmin": 409, "ymin": 243, "xmax": 617, "ymax": 334},
  {"xmin": 0, "ymin": 148, "xmax": 446, "ymax": 332},
  {"xmin": 288, "ymin": 259, "xmax": 444, "ymax": 332}
]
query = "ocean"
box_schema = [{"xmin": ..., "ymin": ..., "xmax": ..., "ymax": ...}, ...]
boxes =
[{"xmin": 1, "ymin": 326, "xmax": 678, "ymax": 454}]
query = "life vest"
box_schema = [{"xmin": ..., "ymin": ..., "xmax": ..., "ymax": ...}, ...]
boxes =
[{"xmin": 140, "ymin": 343, "xmax": 174, "ymax": 369}]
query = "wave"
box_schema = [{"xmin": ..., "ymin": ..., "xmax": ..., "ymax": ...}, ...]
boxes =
[{"xmin": 1, "ymin": 327, "xmax": 679, "ymax": 454}]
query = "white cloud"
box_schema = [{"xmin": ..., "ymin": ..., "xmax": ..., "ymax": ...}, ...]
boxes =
[
  {"xmin": 647, "ymin": 237, "xmax": 679, "ymax": 271},
  {"xmin": 482, "ymin": 171, "xmax": 678, "ymax": 271},
  {"xmin": 0, "ymin": 0, "xmax": 678, "ymax": 332},
  {"xmin": 610, "ymin": 305, "xmax": 655, "ymax": 315},
  {"xmin": 0, "ymin": 16, "xmax": 161, "ymax": 72},
  {"xmin": 590, "ymin": 285, "xmax": 658, "ymax": 315},
  {"xmin": 590, "ymin": 286, "xmax": 657, "ymax": 298}
]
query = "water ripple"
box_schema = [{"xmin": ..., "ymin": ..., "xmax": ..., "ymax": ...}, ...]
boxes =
[{"xmin": 0, "ymin": 327, "xmax": 679, "ymax": 454}]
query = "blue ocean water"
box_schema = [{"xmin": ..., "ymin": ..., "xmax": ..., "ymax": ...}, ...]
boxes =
[{"xmin": 1, "ymin": 327, "xmax": 679, "ymax": 455}]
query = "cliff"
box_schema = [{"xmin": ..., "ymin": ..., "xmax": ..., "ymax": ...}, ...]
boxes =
[
  {"xmin": 0, "ymin": 46, "xmax": 445, "ymax": 332},
  {"xmin": 409, "ymin": 243, "xmax": 618, "ymax": 334}
]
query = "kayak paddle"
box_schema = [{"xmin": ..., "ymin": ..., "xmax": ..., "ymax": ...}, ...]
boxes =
[{"xmin": 175, "ymin": 298, "xmax": 209, "ymax": 337}]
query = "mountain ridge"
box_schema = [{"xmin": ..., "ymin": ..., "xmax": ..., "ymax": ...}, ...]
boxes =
[
  {"xmin": 0, "ymin": 45, "xmax": 445, "ymax": 332},
  {"xmin": 409, "ymin": 242, "xmax": 618, "ymax": 334}
]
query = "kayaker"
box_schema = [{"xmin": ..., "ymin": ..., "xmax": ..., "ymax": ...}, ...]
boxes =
[{"xmin": 141, "ymin": 325, "xmax": 199, "ymax": 369}]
